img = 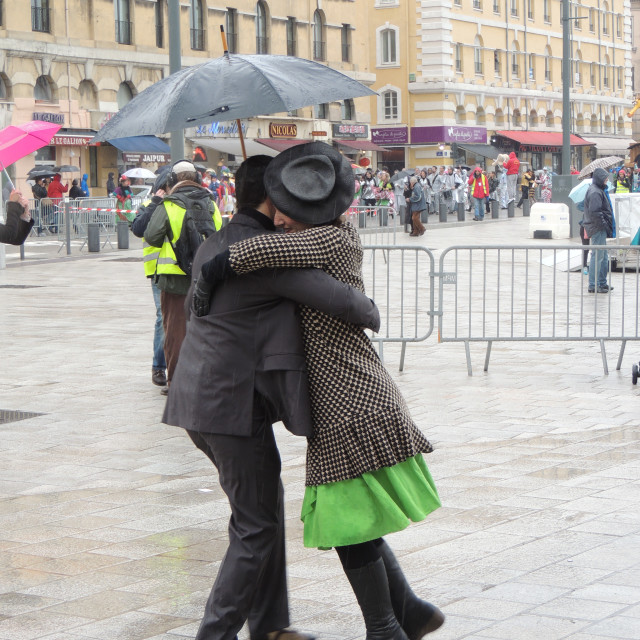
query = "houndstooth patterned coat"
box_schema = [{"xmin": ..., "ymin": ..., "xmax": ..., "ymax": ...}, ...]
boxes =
[{"xmin": 228, "ymin": 219, "xmax": 433, "ymax": 486}]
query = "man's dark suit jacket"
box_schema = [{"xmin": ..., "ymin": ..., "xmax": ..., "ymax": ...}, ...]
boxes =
[{"xmin": 163, "ymin": 208, "xmax": 379, "ymax": 438}]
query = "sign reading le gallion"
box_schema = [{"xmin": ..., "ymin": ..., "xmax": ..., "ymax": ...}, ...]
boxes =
[{"xmin": 269, "ymin": 123, "xmax": 297, "ymax": 138}]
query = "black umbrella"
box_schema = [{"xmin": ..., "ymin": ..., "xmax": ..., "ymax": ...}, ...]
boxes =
[
  {"xmin": 390, "ymin": 170, "xmax": 411, "ymax": 185},
  {"xmin": 27, "ymin": 168, "xmax": 56, "ymax": 179},
  {"xmin": 53, "ymin": 165, "xmax": 80, "ymax": 173}
]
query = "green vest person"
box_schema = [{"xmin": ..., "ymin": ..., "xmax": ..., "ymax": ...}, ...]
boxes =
[{"xmin": 144, "ymin": 160, "xmax": 222, "ymax": 394}]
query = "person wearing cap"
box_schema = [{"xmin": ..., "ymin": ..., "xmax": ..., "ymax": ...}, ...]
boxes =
[
  {"xmin": 144, "ymin": 160, "xmax": 222, "ymax": 394},
  {"xmin": 131, "ymin": 166, "xmax": 172, "ymax": 391},
  {"xmin": 194, "ymin": 142, "xmax": 444, "ymax": 640},
  {"xmin": 164, "ymin": 154, "xmax": 380, "ymax": 640}
]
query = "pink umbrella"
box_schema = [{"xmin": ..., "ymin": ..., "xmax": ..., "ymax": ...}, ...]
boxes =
[{"xmin": 0, "ymin": 120, "xmax": 62, "ymax": 188}]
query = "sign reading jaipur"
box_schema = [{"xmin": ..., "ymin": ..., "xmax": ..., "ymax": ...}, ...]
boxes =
[{"xmin": 269, "ymin": 123, "xmax": 297, "ymax": 138}]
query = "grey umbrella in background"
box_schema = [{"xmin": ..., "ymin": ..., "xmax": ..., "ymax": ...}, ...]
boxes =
[
  {"xmin": 92, "ymin": 53, "xmax": 377, "ymax": 150},
  {"xmin": 578, "ymin": 156, "xmax": 624, "ymax": 179}
]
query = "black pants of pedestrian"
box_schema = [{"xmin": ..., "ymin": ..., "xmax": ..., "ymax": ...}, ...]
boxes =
[
  {"xmin": 580, "ymin": 225, "xmax": 590, "ymax": 267},
  {"xmin": 187, "ymin": 397, "xmax": 289, "ymax": 640},
  {"xmin": 516, "ymin": 185, "xmax": 529, "ymax": 207}
]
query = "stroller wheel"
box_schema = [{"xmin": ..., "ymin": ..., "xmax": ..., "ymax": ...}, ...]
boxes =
[{"xmin": 633, "ymin": 364, "xmax": 639, "ymax": 385}]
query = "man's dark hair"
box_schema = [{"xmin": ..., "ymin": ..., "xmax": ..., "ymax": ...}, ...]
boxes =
[{"xmin": 235, "ymin": 155, "xmax": 272, "ymax": 209}]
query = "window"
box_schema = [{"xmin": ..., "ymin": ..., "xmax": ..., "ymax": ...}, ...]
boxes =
[
  {"xmin": 382, "ymin": 90, "xmax": 398, "ymax": 120},
  {"xmin": 341, "ymin": 24, "xmax": 351, "ymax": 63},
  {"xmin": 543, "ymin": 0, "xmax": 550, "ymax": 23},
  {"xmin": 510, "ymin": 0, "xmax": 518, "ymax": 18},
  {"xmin": 32, "ymin": 0, "xmax": 50, "ymax": 33},
  {"xmin": 603, "ymin": 55, "xmax": 610, "ymax": 87},
  {"xmin": 314, "ymin": 103, "xmax": 328, "ymax": 119},
  {"xmin": 617, "ymin": 14, "xmax": 622, "ymax": 38},
  {"xmin": 590, "ymin": 62, "xmax": 596, "ymax": 86},
  {"xmin": 511, "ymin": 42, "xmax": 519, "ymax": 78},
  {"xmin": 602, "ymin": 3, "xmax": 609, "ymax": 35},
  {"xmin": 589, "ymin": 8, "xmax": 595, "ymax": 32},
  {"xmin": 226, "ymin": 8, "xmax": 237, "ymax": 53},
  {"xmin": 379, "ymin": 27, "xmax": 398, "ymax": 65},
  {"xmin": 286, "ymin": 17, "xmax": 296, "ymax": 56},
  {"xmin": 455, "ymin": 43, "xmax": 462, "ymax": 73},
  {"xmin": 546, "ymin": 111, "xmax": 553, "ymax": 127},
  {"xmin": 0, "ymin": 75, "xmax": 9, "ymax": 101},
  {"xmin": 575, "ymin": 7, "xmax": 582, "ymax": 30},
  {"xmin": 544, "ymin": 47, "xmax": 552, "ymax": 82},
  {"xmin": 255, "ymin": 1, "xmax": 268, "ymax": 54},
  {"xmin": 341, "ymin": 99, "xmax": 354, "ymax": 121},
  {"xmin": 493, "ymin": 0, "xmax": 499, "ymax": 14},
  {"xmin": 115, "ymin": 0, "xmax": 132, "ymax": 44},
  {"xmin": 527, "ymin": 1, "xmax": 534, "ymax": 20},
  {"xmin": 313, "ymin": 10, "xmax": 325, "ymax": 61},
  {"xmin": 190, "ymin": 0, "xmax": 204, "ymax": 51},
  {"xmin": 473, "ymin": 0, "xmax": 481, "ymax": 10},
  {"xmin": 155, "ymin": 0, "xmax": 163, "ymax": 48},
  {"xmin": 575, "ymin": 51, "xmax": 582, "ymax": 84},
  {"xmin": 454, "ymin": 0, "xmax": 461, "ymax": 6},
  {"xmin": 528, "ymin": 54, "xmax": 535, "ymax": 81},
  {"xmin": 529, "ymin": 110, "xmax": 537, "ymax": 127},
  {"xmin": 474, "ymin": 37, "xmax": 483, "ymax": 75},
  {"xmin": 117, "ymin": 81, "xmax": 134, "ymax": 109},
  {"xmin": 34, "ymin": 75, "xmax": 54, "ymax": 101},
  {"xmin": 494, "ymin": 50, "xmax": 502, "ymax": 76},
  {"xmin": 617, "ymin": 67, "xmax": 623, "ymax": 90},
  {"xmin": 512, "ymin": 109, "xmax": 521, "ymax": 127}
]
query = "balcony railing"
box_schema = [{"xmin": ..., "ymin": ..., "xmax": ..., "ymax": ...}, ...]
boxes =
[
  {"xmin": 226, "ymin": 31, "xmax": 237, "ymax": 53},
  {"xmin": 313, "ymin": 40, "xmax": 326, "ymax": 61},
  {"xmin": 256, "ymin": 36, "xmax": 269, "ymax": 54},
  {"xmin": 32, "ymin": 6, "xmax": 50, "ymax": 33},
  {"xmin": 115, "ymin": 20, "xmax": 133, "ymax": 45},
  {"xmin": 191, "ymin": 28, "xmax": 205, "ymax": 51},
  {"xmin": 287, "ymin": 38, "xmax": 296, "ymax": 56},
  {"xmin": 342, "ymin": 43, "xmax": 351, "ymax": 62}
]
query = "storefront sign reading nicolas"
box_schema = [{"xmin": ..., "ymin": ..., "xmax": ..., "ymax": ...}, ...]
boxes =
[
  {"xmin": 411, "ymin": 126, "xmax": 487, "ymax": 145},
  {"xmin": 269, "ymin": 123, "xmax": 297, "ymax": 138}
]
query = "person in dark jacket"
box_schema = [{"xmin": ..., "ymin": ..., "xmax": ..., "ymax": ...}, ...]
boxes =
[
  {"xmin": 1, "ymin": 190, "xmax": 34, "ymax": 245},
  {"xmin": 131, "ymin": 166, "xmax": 171, "ymax": 392},
  {"xmin": 69, "ymin": 179, "xmax": 86, "ymax": 200},
  {"xmin": 106, "ymin": 172, "xmax": 116, "ymax": 195},
  {"xmin": 583, "ymin": 167, "xmax": 615, "ymax": 293}
]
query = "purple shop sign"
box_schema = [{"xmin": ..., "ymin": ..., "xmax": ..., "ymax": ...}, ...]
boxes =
[
  {"xmin": 371, "ymin": 127, "xmax": 409, "ymax": 145},
  {"xmin": 411, "ymin": 126, "xmax": 487, "ymax": 144}
]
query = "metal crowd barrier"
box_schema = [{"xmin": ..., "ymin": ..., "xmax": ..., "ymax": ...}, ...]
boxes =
[
  {"xmin": 345, "ymin": 205, "xmax": 399, "ymax": 246},
  {"xmin": 438, "ymin": 244, "xmax": 640, "ymax": 375},
  {"xmin": 361, "ymin": 245, "xmax": 435, "ymax": 370}
]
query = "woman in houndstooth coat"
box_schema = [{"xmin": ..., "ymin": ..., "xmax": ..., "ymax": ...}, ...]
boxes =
[{"xmin": 196, "ymin": 143, "xmax": 444, "ymax": 640}]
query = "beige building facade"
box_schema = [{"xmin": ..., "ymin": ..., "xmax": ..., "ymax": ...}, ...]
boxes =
[
  {"xmin": 0, "ymin": 0, "xmax": 375, "ymax": 196},
  {"xmin": 369, "ymin": 0, "xmax": 635, "ymax": 172}
]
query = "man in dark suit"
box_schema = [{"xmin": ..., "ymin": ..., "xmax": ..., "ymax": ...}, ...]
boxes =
[{"xmin": 163, "ymin": 155, "xmax": 379, "ymax": 640}]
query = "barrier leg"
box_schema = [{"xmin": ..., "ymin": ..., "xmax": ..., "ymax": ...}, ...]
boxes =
[
  {"xmin": 491, "ymin": 199, "xmax": 499, "ymax": 218},
  {"xmin": 465, "ymin": 340, "xmax": 472, "ymax": 376},
  {"xmin": 439, "ymin": 201, "xmax": 448, "ymax": 222},
  {"xmin": 117, "ymin": 221, "xmax": 130, "ymax": 249},
  {"xmin": 484, "ymin": 340, "xmax": 492, "ymax": 372},
  {"xmin": 399, "ymin": 342, "xmax": 407, "ymax": 372},
  {"xmin": 600, "ymin": 339, "xmax": 609, "ymax": 375},
  {"xmin": 87, "ymin": 223, "xmax": 100, "ymax": 252},
  {"xmin": 508, "ymin": 201, "xmax": 515, "ymax": 218},
  {"xmin": 522, "ymin": 199, "xmax": 530, "ymax": 217},
  {"xmin": 616, "ymin": 340, "xmax": 626, "ymax": 371},
  {"xmin": 457, "ymin": 201, "xmax": 465, "ymax": 221}
]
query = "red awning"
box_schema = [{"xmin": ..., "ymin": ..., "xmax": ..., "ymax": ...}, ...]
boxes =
[
  {"xmin": 336, "ymin": 139, "xmax": 387, "ymax": 152},
  {"xmin": 496, "ymin": 131, "xmax": 592, "ymax": 147},
  {"xmin": 255, "ymin": 138, "xmax": 309, "ymax": 152}
]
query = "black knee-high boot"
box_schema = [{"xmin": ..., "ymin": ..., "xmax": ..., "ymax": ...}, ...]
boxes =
[
  {"xmin": 343, "ymin": 558, "xmax": 409, "ymax": 640},
  {"xmin": 375, "ymin": 540, "xmax": 445, "ymax": 640}
]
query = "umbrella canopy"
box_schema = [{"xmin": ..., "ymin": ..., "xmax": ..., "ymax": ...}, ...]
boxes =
[
  {"xmin": 0, "ymin": 121, "xmax": 61, "ymax": 169},
  {"xmin": 27, "ymin": 167, "xmax": 57, "ymax": 179},
  {"xmin": 92, "ymin": 53, "xmax": 376, "ymax": 142},
  {"xmin": 568, "ymin": 179, "xmax": 591, "ymax": 204},
  {"xmin": 122, "ymin": 167, "xmax": 157, "ymax": 179},
  {"xmin": 579, "ymin": 156, "xmax": 623, "ymax": 179},
  {"xmin": 53, "ymin": 165, "xmax": 80, "ymax": 173},
  {"xmin": 391, "ymin": 170, "xmax": 411, "ymax": 184}
]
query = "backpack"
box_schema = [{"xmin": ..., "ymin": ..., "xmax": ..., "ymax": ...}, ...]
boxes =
[{"xmin": 170, "ymin": 193, "xmax": 218, "ymax": 276}]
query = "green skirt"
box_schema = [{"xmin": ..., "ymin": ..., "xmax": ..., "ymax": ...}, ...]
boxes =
[{"xmin": 301, "ymin": 454, "xmax": 441, "ymax": 549}]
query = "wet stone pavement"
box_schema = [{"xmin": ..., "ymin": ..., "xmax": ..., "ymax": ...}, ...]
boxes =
[{"xmin": 0, "ymin": 215, "xmax": 639, "ymax": 640}]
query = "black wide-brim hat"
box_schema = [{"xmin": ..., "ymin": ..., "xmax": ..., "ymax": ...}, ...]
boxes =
[{"xmin": 264, "ymin": 141, "xmax": 355, "ymax": 225}]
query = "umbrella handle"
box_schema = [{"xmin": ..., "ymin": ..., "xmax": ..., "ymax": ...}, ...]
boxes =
[{"xmin": 0, "ymin": 160, "xmax": 14, "ymax": 191}]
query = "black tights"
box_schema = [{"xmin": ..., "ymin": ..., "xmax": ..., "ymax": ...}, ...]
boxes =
[{"xmin": 335, "ymin": 538, "xmax": 384, "ymax": 570}]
